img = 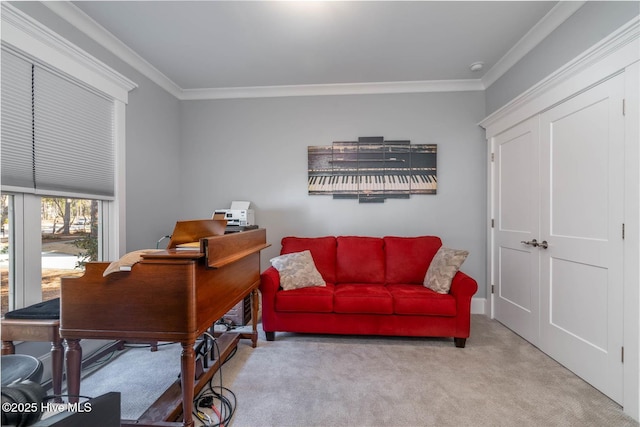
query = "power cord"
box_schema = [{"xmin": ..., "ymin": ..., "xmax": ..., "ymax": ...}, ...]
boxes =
[
  {"xmin": 192, "ymin": 332, "xmax": 237, "ymax": 427},
  {"xmin": 123, "ymin": 341, "xmax": 177, "ymax": 349},
  {"xmin": 215, "ymin": 319, "xmax": 236, "ymax": 331},
  {"xmin": 156, "ymin": 235, "xmax": 171, "ymax": 249}
]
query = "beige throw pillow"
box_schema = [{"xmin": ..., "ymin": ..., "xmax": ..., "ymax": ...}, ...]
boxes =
[
  {"xmin": 424, "ymin": 247, "xmax": 469, "ymax": 294},
  {"xmin": 270, "ymin": 250, "xmax": 326, "ymax": 291}
]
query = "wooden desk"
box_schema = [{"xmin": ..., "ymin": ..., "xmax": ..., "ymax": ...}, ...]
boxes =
[
  {"xmin": 1, "ymin": 318, "xmax": 64, "ymax": 402},
  {"xmin": 60, "ymin": 226, "xmax": 269, "ymax": 427}
]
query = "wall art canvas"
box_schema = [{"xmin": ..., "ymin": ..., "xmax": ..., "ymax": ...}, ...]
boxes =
[{"xmin": 308, "ymin": 136, "xmax": 437, "ymax": 203}]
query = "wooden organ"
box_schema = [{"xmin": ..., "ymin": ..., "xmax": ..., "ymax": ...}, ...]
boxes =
[{"xmin": 59, "ymin": 220, "xmax": 269, "ymax": 427}]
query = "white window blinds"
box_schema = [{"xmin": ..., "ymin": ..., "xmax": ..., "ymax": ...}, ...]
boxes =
[
  {"xmin": 1, "ymin": 49, "xmax": 115, "ymax": 198},
  {"xmin": 1, "ymin": 51, "xmax": 34, "ymax": 191}
]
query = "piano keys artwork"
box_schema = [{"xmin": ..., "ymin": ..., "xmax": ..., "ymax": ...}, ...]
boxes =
[{"xmin": 308, "ymin": 136, "xmax": 437, "ymax": 203}]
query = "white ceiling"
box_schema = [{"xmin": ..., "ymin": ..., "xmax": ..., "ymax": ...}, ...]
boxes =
[{"xmin": 52, "ymin": 1, "xmax": 584, "ymax": 99}]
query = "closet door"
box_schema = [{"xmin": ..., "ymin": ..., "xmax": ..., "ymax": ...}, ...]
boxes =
[
  {"xmin": 539, "ymin": 74, "xmax": 625, "ymax": 403},
  {"xmin": 493, "ymin": 117, "xmax": 540, "ymax": 345}
]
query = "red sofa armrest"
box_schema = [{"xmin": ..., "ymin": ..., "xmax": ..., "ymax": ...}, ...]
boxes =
[
  {"xmin": 260, "ymin": 266, "xmax": 281, "ymax": 295},
  {"xmin": 259, "ymin": 266, "xmax": 281, "ymax": 333},
  {"xmin": 448, "ymin": 270, "xmax": 478, "ymax": 339},
  {"xmin": 449, "ymin": 270, "xmax": 477, "ymax": 299}
]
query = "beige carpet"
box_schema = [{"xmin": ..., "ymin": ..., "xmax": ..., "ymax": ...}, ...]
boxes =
[{"xmin": 77, "ymin": 315, "xmax": 638, "ymax": 426}]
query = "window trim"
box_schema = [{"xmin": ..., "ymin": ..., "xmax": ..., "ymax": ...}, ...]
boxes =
[
  {"xmin": 1, "ymin": 3, "xmax": 137, "ymax": 104},
  {"xmin": 6, "ymin": 194, "xmax": 42, "ymax": 309},
  {"xmin": 1, "ymin": 3, "xmax": 137, "ymax": 258}
]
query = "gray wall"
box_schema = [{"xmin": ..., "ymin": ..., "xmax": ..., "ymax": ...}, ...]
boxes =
[
  {"xmin": 12, "ymin": 3, "xmax": 488, "ymax": 298},
  {"xmin": 123, "ymin": 78, "xmax": 182, "ymax": 250},
  {"xmin": 9, "ymin": 2, "xmax": 183, "ymax": 251},
  {"xmin": 486, "ymin": 1, "xmax": 640, "ymax": 114},
  {"xmin": 16, "ymin": 1, "xmax": 637, "ymax": 301},
  {"xmin": 179, "ymin": 92, "xmax": 487, "ymax": 296}
]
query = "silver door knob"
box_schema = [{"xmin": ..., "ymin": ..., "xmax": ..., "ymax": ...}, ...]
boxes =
[
  {"xmin": 521, "ymin": 239, "xmax": 538, "ymax": 247},
  {"xmin": 539, "ymin": 240, "xmax": 548, "ymax": 249}
]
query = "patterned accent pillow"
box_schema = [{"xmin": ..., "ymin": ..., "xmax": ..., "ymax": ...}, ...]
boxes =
[
  {"xmin": 423, "ymin": 247, "xmax": 469, "ymax": 294},
  {"xmin": 270, "ymin": 250, "xmax": 326, "ymax": 291}
]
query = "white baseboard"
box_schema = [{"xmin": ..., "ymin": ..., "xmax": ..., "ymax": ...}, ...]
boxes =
[{"xmin": 471, "ymin": 297, "xmax": 487, "ymax": 315}]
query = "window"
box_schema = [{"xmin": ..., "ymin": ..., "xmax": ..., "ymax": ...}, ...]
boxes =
[
  {"xmin": 0, "ymin": 3, "xmax": 136, "ymax": 312},
  {"xmin": 1, "ymin": 49, "xmax": 116, "ymax": 197},
  {"xmin": 0, "ymin": 195, "xmax": 105, "ymax": 316}
]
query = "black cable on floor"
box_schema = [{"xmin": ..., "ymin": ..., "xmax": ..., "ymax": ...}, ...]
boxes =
[
  {"xmin": 123, "ymin": 341, "xmax": 178, "ymax": 349},
  {"xmin": 192, "ymin": 334, "xmax": 237, "ymax": 426}
]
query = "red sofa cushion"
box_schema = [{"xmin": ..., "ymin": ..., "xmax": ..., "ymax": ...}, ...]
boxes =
[
  {"xmin": 334, "ymin": 284, "xmax": 393, "ymax": 314},
  {"xmin": 336, "ymin": 236, "xmax": 385, "ymax": 284},
  {"xmin": 281, "ymin": 236, "xmax": 337, "ymax": 283},
  {"xmin": 384, "ymin": 236, "xmax": 442, "ymax": 284},
  {"xmin": 387, "ymin": 284, "xmax": 456, "ymax": 316},
  {"xmin": 275, "ymin": 283, "xmax": 335, "ymax": 313}
]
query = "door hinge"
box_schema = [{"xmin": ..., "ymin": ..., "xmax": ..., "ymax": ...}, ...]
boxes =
[
  {"xmin": 622, "ymin": 346, "xmax": 624, "ymax": 363},
  {"xmin": 491, "ymin": 218, "xmax": 495, "ymax": 228},
  {"xmin": 622, "ymin": 223, "xmax": 625, "ymax": 239},
  {"xmin": 623, "ymin": 99, "xmax": 626, "ymax": 116},
  {"xmin": 491, "ymin": 284, "xmax": 495, "ymax": 294},
  {"xmin": 491, "ymin": 153, "xmax": 495, "ymax": 162}
]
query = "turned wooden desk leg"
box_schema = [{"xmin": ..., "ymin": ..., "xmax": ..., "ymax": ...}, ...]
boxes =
[
  {"xmin": 180, "ymin": 342, "xmax": 195, "ymax": 427},
  {"xmin": 2, "ymin": 340, "xmax": 15, "ymax": 355},
  {"xmin": 65, "ymin": 339, "xmax": 82, "ymax": 404},
  {"xmin": 51, "ymin": 337, "xmax": 64, "ymax": 402},
  {"xmin": 251, "ymin": 289, "xmax": 259, "ymax": 348}
]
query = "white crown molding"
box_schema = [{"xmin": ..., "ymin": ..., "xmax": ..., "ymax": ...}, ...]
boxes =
[
  {"xmin": 181, "ymin": 79, "xmax": 484, "ymax": 100},
  {"xmin": 41, "ymin": 1, "xmax": 483, "ymax": 100},
  {"xmin": 40, "ymin": 0, "xmax": 580, "ymax": 100},
  {"xmin": 481, "ymin": 1, "xmax": 586, "ymax": 89},
  {"xmin": 41, "ymin": 0, "xmax": 181, "ymax": 99},
  {"xmin": 1, "ymin": 2, "xmax": 137, "ymax": 103},
  {"xmin": 480, "ymin": 15, "xmax": 640, "ymax": 135}
]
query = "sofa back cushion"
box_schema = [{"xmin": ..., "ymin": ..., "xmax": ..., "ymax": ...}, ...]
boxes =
[
  {"xmin": 336, "ymin": 236, "xmax": 385, "ymax": 284},
  {"xmin": 384, "ymin": 236, "xmax": 442, "ymax": 284},
  {"xmin": 281, "ymin": 236, "xmax": 337, "ymax": 283}
]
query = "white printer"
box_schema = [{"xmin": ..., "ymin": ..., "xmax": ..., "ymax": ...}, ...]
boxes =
[{"xmin": 213, "ymin": 201, "xmax": 255, "ymax": 227}]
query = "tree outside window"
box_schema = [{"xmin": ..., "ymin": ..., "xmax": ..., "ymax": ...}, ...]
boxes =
[{"xmin": 0, "ymin": 195, "xmax": 100, "ymax": 316}]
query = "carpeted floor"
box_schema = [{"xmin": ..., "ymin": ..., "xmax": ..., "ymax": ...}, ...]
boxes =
[{"xmin": 75, "ymin": 315, "xmax": 639, "ymax": 427}]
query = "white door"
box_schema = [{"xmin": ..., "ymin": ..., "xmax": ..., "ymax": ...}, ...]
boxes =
[
  {"xmin": 538, "ymin": 74, "xmax": 625, "ymax": 403},
  {"xmin": 493, "ymin": 116, "xmax": 540, "ymax": 345}
]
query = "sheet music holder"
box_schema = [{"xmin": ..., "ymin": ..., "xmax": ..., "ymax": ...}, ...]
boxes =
[{"xmin": 166, "ymin": 219, "xmax": 227, "ymax": 249}]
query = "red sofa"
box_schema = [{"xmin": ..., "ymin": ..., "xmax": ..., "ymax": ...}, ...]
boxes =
[{"xmin": 259, "ymin": 235, "xmax": 478, "ymax": 347}]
